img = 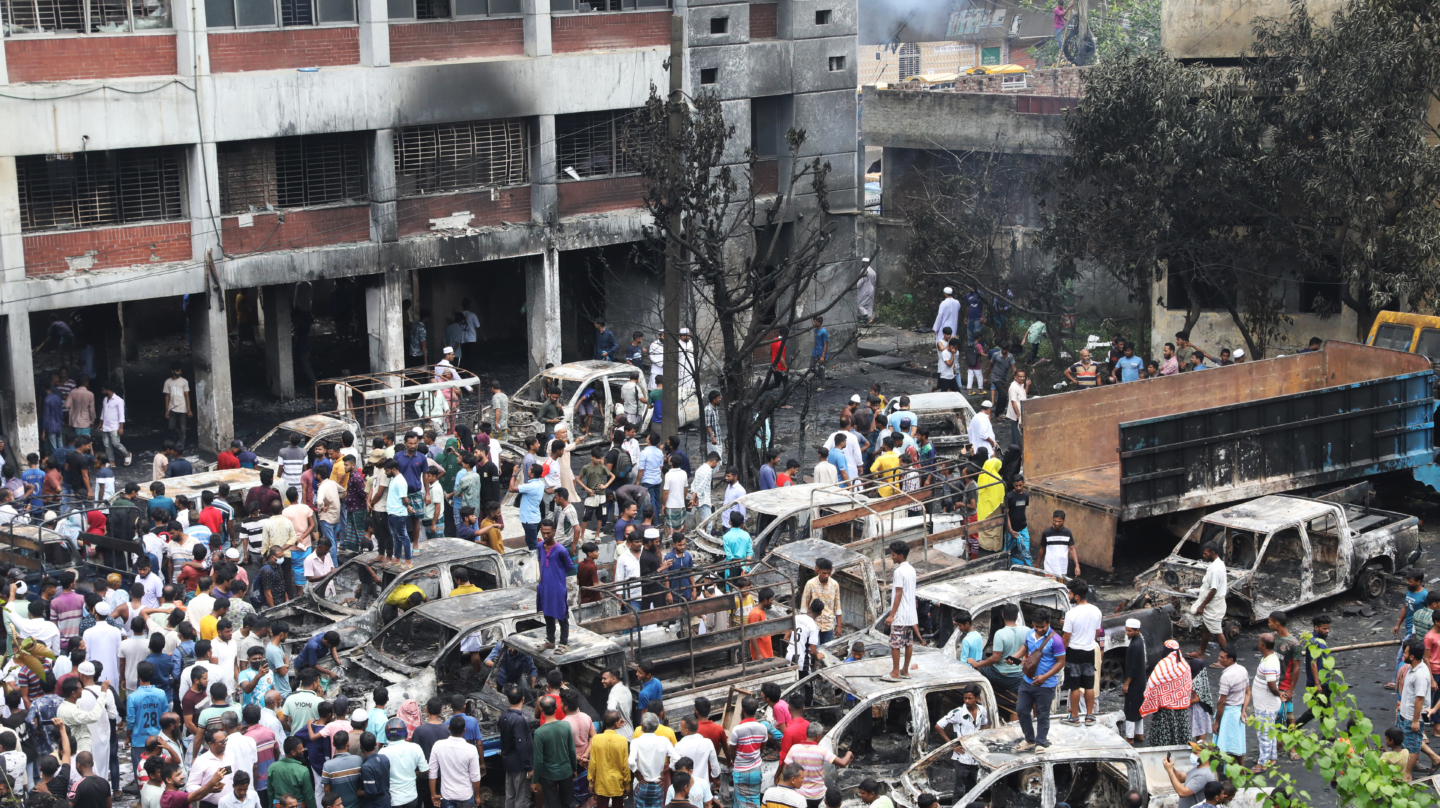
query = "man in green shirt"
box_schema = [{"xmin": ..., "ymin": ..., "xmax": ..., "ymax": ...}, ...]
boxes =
[
  {"xmin": 271, "ymin": 735, "xmax": 319, "ymax": 808},
  {"xmin": 537, "ymin": 390, "xmax": 564, "ymax": 441},
  {"xmin": 284, "ymin": 668, "xmax": 324, "ymax": 732},
  {"xmin": 531, "ymin": 696, "xmax": 577, "ymax": 804}
]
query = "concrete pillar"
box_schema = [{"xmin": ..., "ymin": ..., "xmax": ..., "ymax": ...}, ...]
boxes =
[
  {"xmin": 367, "ymin": 270, "xmax": 406, "ymax": 373},
  {"xmin": 120, "ymin": 302, "xmax": 142, "ymax": 362},
  {"xmin": 262, "ymin": 285, "xmax": 296, "ymax": 400},
  {"xmin": 175, "ymin": 0, "xmax": 211, "ymax": 77},
  {"xmin": 188, "ymin": 143, "xmax": 222, "ymax": 262},
  {"xmin": 371, "ymin": 130, "xmax": 399, "ymax": 243},
  {"xmin": 2, "ymin": 315, "xmax": 39, "ymax": 457},
  {"xmin": 189, "ymin": 286, "xmax": 234, "ymax": 454},
  {"xmin": 103, "ymin": 304, "xmax": 126, "ymax": 393},
  {"xmin": 525, "ymin": 248, "xmax": 561, "ymax": 376},
  {"xmin": 0, "ymin": 157, "xmax": 25, "ymax": 286},
  {"xmin": 524, "ymin": 0, "xmax": 551, "ymax": 57},
  {"xmin": 357, "ymin": 0, "xmax": 391, "ymax": 67},
  {"xmin": 531, "ymin": 115, "xmax": 557, "ymax": 223}
]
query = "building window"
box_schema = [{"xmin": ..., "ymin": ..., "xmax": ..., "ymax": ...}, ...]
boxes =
[
  {"xmin": 217, "ymin": 133, "xmax": 367, "ymax": 215},
  {"xmin": 751, "ymin": 95, "xmax": 784, "ymax": 159},
  {"xmin": 549, "ymin": 0, "xmax": 668, "ymax": 12},
  {"xmin": 17, "ymin": 148, "xmax": 185, "ymax": 233},
  {"xmin": 393, "ymin": 119, "xmax": 529, "ymax": 197},
  {"xmin": 3, "ymin": 0, "xmax": 169, "ymax": 33},
  {"xmin": 709, "ymin": 15, "xmax": 726, "ymax": 33},
  {"xmin": 556, "ymin": 109, "xmax": 651, "ymax": 180},
  {"xmin": 700, "ymin": 67, "xmax": 718, "ymax": 84},
  {"xmin": 814, "ymin": 8, "xmax": 829, "ymax": 23},
  {"xmin": 204, "ymin": 0, "xmax": 353, "ymax": 27},
  {"xmin": 897, "ymin": 42, "xmax": 920, "ymax": 80},
  {"xmin": 385, "ymin": 0, "xmax": 519, "ymax": 22},
  {"xmin": 828, "ymin": 55, "xmax": 845, "ymax": 71}
]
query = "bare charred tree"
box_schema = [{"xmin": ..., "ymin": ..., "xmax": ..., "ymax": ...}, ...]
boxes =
[{"xmin": 627, "ymin": 84, "xmax": 858, "ymax": 486}]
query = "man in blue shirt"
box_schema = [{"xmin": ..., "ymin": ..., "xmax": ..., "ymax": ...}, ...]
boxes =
[
  {"xmin": 664, "ymin": 534, "xmax": 695, "ymax": 601},
  {"xmin": 636, "ymin": 434, "xmax": 665, "ymax": 518},
  {"xmin": 626, "ymin": 331, "xmax": 646, "ymax": 369},
  {"xmin": 515, "ymin": 464, "xmax": 547, "ymax": 551},
  {"xmin": 758, "ymin": 450, "xmax": 779, "ymax": 491},
  {"xmin": 41, "ymin": 387, "xmax": 65, "ymax": 455},
  {"xmin": 484, "ymin": 645, "xmax": 538, "ymax": 691},
  {"xmin": 964, "ymin": 289, "xmax": 985, "ymax": 340},
  {"xmin": 827, "ymin": 439, "xmax": 851, "ymax": 485},
  {"xmin": 594, "ymin": 320, "xmax": 620, "ymax": 362},
  {"xmin": 149, "ymin": 481, "xmax": 177, "ymax": 520},
  {"xmin": 636, "ymin": 659, "xmax": 663, "ymax": 712},
  {"xmin": 1015, "ymin": 608, "xmax": 1065, "ymax": 750},
  {"xmin": 1111, "ymin": 343, "xmax": 1144, "ymax": 383},
  {"xmin": 812, "ymin": 316, "xmax": 830, "ymax": 385},
  {"xmin": 955, "ymin": 610, "xmax": 984, "ymax": 666},
  {"xmin": 295, "ymin": 630, "xmax": 342, "ymax": 681},
  {"xmin": 722, "ymin": 511, "xmax": 753, "ymax": 577},
  {"xmin": 127, "ymin": 661, "xmax": 170, "ymax": 779},
  {"xmin": 143, "ymin": 632, "xmax": 175, "ymax": 700},
  {"xmin": 396, "ymin": 434, "xmax": 428, "ymax": 550}
]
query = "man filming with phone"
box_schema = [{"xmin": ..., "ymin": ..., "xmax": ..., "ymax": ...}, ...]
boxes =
[{"xmin": 187, "ymin": 729, "xmax": 236, "ymax": 808}]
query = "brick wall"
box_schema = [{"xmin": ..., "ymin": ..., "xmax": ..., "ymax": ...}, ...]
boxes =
[
  {"xmin": 1015, "ymin": 95, "xmax": 1076, "ymax": 115},
  {"xmin": 945, "ymin": 65, "xmax": 1088, "ymax": 97},
  {"xmin": 557, "ymin": 175, "xmax": 646, "ymax": 216},
  {"xmin": 390, "ymin": 18, "xmax": 524, "ymax": 63},
  {"xmin": 219, "ymin": 205, "xmax": 371, "ymax": 253},
  {"xmin": 4, "ymin": 34, "xmax": 178, "ymax": 83},
  {"xmin": 23, "ymin": 222, "xmax": 192, "ymax": 277},
  {"xmin": 749, "ymin": 3, "xmax": 777, "ymax": 39},
  {"xmin": 396, "ymin": 186, "xmax": 531, "ymax": 236},
  {"xmin": 753, "ymin": 160, "xmax": 778, "ymax": 195},
  {"xmin": 551, "ymin": 11, "xmax": 669, "ymax": 53},
  {"xmin": 209, "ymin": 27, "xmax": 360, "ymax": 73}
]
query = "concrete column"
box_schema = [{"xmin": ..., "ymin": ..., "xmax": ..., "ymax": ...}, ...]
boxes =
[
  {"xmin": 188, "ymin": 143, "xmax": 222, "ymax": 261},
  {"xmin": 371, "ymin": 130, "xmax": 399, "ymax": 243},
  {"xmin": 525, "ymin": 247, "xmax": 561, "ymax": 376},
  {"xmin": 524, "ymin": 0, "xmax": 551, "ymax": 57},
  {"xmin": 120, "ymin": 302, "xmax": 142, "ymax": 362},
  {"xmin": 189, "ymin": 286, "xmax": 234, "ymax": 454},
  {"xmin": 103, "ymin": 304, "xmax": 126, "ymax": 393},
  {"xmin": 358, "ymin": 0, "xmax": 391, "ymax": 67},
  {"xmin": 366, "ymin": 270, "xmax": 406, "ymax": 373},
  {"xmin": 262, "ymin": 285, "xmax": 296, "ymax": 400},
  {"xmin": 175, "ymin": 0, "xmax": 212, "ymax": 77},
  {"xmin": 531, "ymin": 115, "xmax": 557, "ymax": 223},
  {"xmin": 0, "ymin": 157, "xmax": 25, "ymax": 286},
  {"xmin": 2, "ymin": 315, "xmax": 39, "ymax": 457}
]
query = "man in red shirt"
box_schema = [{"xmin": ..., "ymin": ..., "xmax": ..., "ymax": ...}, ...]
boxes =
[
  {"xmin": 216, "ymin": 445, "xmax": 241, "ymax": 470},
  {"xmin": 778, "ymin": 706, "xmax": 810, "ymax": 762},
  {"xmin": 770, "ymin": 329, "xmax": 788, "ymax": 375},
  {"xmin": 197, "ymin": 491, "xmax": 225, "ymax": 536},
  {"xmin": 692, "ymin": 696, "xmax": 729, "ymax": 765}
]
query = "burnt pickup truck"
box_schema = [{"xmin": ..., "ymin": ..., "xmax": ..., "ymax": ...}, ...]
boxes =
[{"xmin": 1126, "ymin": 494, "xmax": 1421, "ymax": 630}]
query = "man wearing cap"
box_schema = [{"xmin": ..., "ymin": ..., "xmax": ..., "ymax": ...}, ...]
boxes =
[
  {"xmin": 967, "ymin": 401, "xmax": 998, "ymax": 456},
  {"xmin": 1231, "ymin": 348, "xmax": 1245, "ymax": 363},
  {"xmin": 648, "ymin": 331, "xmax": 665, "ymax": 389},
  {"xmin": 678, "ymin": 328, "xmax": 697, "ymax": 390},
  {"xmin": 1121, "ymin": 618, "xmax": 1147, "ymax": 744},
  {"xmin": 83, "ymin": 600, "xmax": 123, "ymax": 692},
  {"xmin": 856, "ymin": 257, "xmax": 877, "ymax": 324},
  {"xmin": 933, "ymin": 288, "xmax": 960, "ymax": 346}
]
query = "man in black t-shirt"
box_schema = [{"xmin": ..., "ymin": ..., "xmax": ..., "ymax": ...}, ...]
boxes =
[
  {"xmin": 1003, "ymin": 476, "xmax": 1033, "ymax": 568},
  {"xmin": 63, "ymin": 437, "xmax": 95, "ymax": 501},
  {"xmin": 639, "ymin": 529, "xmax": 666, "ymax": 609},
  {"xmin": 70, "ymin": 751, "xmax": 109, "ymax": 808},
  {"xmin": 476, "ymin": 447, "xmax": 501, "ymax": 505}
]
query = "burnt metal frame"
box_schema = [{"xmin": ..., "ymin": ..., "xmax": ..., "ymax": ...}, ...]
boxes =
[{"xmin": 314, "ymin": 366, "xmax": 484, "ymax": 437}]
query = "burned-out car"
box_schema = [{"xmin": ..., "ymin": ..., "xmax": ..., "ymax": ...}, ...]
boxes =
[
  {"xmin": 1127, "ymin": 494, "xmax": 1421, "ymax": 631},
  {"xmin": 502, "ymin": 361, "xmax": 698, "ymax": 448},
  {"xmin": 753, "ymin": 539, "xmax": 884, "ymax": 634},
  {"xmin": 263, "ymin": 538, "xmax": 538, "ymax": 649},
  {"xmin": 691, "ymin": 483, "xmax": 878, "ymax": 560},
  {"xmin": 895, "ymin": 726, "xmax": 1268, "ymax": 808},
  {"xmin": 335, "ymin": 588, "xmax": 542, "ymax": 710},
  {"xmin": 775, "ymin": 650, "xmax": 1001, "ymax": 787},
  {"xmin": 883, "ymin": 393, "xmax": 977, "ymax": 450}
]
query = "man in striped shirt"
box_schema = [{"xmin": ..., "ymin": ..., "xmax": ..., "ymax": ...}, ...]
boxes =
[
  {"xmin": 278, "ymin": 436, "xmax": 308, "ymax": 492},
  {"xmin": 727, "ymin": 698, "xmax": 771, "ymax": 808}
]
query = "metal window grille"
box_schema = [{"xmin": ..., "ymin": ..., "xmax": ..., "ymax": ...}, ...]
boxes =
[
  {"xmin": 393, "ymin": 119, "xmax": 529, "ymax": 197},
  {"xmin": 273, "ymin": 134, "xmax": 368, "ymax": 208},
  {"xmin": 17, "ymin": 148, "xmax": 184, "ymax": 232},
  {"xmin": 217, "ymin": 140, "xmax": 280, "ymax": 215},
  {"xmin": 551, "ymin": 0, "xmax": 668, "ymax": 13},
  {"xmin": 556, "ymin": 109, "xmax": 650, "ymax": 180},
  {"xmin": 4, "ymin": 0, "xmax": 168, "ymax": 32},
  {"xmin": 898, "ymin": 43, "xmax": 920, "ymax": 80}
]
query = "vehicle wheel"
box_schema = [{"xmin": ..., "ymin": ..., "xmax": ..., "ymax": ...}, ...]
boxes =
[
  {"xmin": 1358, "ymin": 566, "xmax": 1388, "ymax": 600},
  {"xmin": 1100, "ymin": 656, "xmax": 1124, "ymax": 692},
  {"xmin": 1223, "ymin": 619, "xmax": 1242, "ymax": 643}
]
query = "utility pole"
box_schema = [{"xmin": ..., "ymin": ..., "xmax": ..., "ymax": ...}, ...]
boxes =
[{"xmin": 661, "ymin": 13, "xmax": 683, "ymax": 440}]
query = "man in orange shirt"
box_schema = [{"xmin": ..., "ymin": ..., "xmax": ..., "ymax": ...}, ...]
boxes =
[{"xmin": 748, "ymin": 587, "xmax": 776, "ymax": 659}]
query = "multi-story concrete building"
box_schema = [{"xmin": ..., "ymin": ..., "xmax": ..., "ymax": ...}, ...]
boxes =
[{"xmin": 0, "ymin": 0, "xmax": 861, "ymax": 455}]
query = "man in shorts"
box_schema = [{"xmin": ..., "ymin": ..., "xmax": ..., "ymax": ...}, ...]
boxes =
[
  {"xmin": 1189, "ymin": 541, "xmax": 1229, "ymax": 662},
  {"xmin": 1401, "ymin": 639, "xmax": 1432, "ymax": 779},
  {"xmin": 882, "ymin": 541, "xmax": 919, "ymax": 683}
]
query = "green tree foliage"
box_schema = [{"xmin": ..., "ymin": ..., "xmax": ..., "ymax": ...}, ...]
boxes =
[
  {"xmin": 1040, "ymin": 0, "xmax": 1440, "ymax": 352},
  {"xmin": 1203, "ymin": 637, "xmax": 1436, "ymax": 808},
  {"xmin": 1026, "ymin": 0, "xmax": 1162, "ymax": 67}
]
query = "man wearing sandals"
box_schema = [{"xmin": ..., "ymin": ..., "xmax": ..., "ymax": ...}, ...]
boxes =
[{"xmin": 882, "ymin": 541, "xmax": 921, "ymax": 683}]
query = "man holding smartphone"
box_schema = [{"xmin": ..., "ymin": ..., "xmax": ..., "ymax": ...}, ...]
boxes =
[{"xmin": 187, "ymin": 729, "xmax": 234, "ymax": 808}]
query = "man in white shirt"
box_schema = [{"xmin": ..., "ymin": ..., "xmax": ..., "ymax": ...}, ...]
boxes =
[
  {"xmin": 787, "ymin": 600, "xmax": 823, "ymax": 677},
  {"xmin": 615, "ymin": 533, "xmax": 643, "ymax": 612},
  {"xmin": 1250, "ymin": 633, "xmax": 1282, "ymax": 770},
  {"xmin": 12, "ymin": 600, "xmax": 61, "ymax": 649},
  {"xmin": 628, "ymin": 713, "xmax": 679, "ymax": 794},
  {"xmin": 1007, "ymin": 370, "xmax": 1028, "ymax": 430},
  {"xmin": 967, "ymin": 401, "xmax": 998, "ymax": 455},
  {"xmin": 689, "ymin": 453, "xmax": 718, "ymax": 525},
  {"xmin": 663, "ymin": 457, "xmax": 689, "ymax": 538},
  {"xmin": 812, "ymin": 447, "xmax": 838, "ymax": 486},
  {"xmin": 1189, "ymin": 541, "xmax": 1229, "ymax": 662},
  {"xmin": 602, "ymin": 668, "xmax": 634, "ymax": 738},
  {"xmin": 648, "ymin": 334, "xmax": 666, "ymax": 389},
  {"xmin": 188, "ymin": 728, "xmax": 233, "ymax": 806},
  {"xmin": 427, "ymin": 717, "xmax": 483, "ymax": 806},
  {"xmin": 673, "ymin": 716, "xmax": 720, "ymax": 798},
  {"xmin": 1060, "ymin": 578, "xmax": 1102, "ymax": 724},
  {"xmin": 721, "ymin": 470, "xmax": 746, "ymax": 525},
  {"xmin": 883, "ymin": 540, "xmax": 919, "ymax": 683},
  {"xmin": 220, "ymin": 713, "xmax": 259, "ymax": 799},
  {"xmin": 83, "ymin": 602, "xmax": 123, "ymax": 691}
]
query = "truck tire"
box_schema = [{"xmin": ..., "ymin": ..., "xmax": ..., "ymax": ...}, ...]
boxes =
[
  {"xmin": 1357, "ymin": 565, "xmax": 1388, "ymax": 600},
  {"xmin": 1223, "ymin": 619, "xmax": 1241, "ymax": 642},
  {"xmin": 1100, "ymin": 655, "xmax": 1124, "ymax": 692}
]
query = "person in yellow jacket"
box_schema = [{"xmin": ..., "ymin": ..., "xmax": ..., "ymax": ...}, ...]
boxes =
[
  {"xmin": 385, "ymin": 583, "xmax": 427, "ymax": 611},
  {"xmin": 869, "ymin": 437, "xmax": 902, "ymax": 497},
  {"xmin": 975, "ymin": 448, "xmax": 1005, "ymax": 552},
  {"xmin": 589, "ymin": 710, "xmax": 632, "ymax": 808}
]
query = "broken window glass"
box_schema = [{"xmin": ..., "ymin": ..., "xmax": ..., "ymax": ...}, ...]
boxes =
[
  {"xmin": 1051, "ymin": 761, "xmax": 1133, "ymax": 808},
  {"xmin": 377, "ymin": 612, "xmax": 453, "ymax": 667}
]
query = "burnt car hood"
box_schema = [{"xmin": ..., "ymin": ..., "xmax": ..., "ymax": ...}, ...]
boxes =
[{"xmin": 1135, "ymin": 558, "xmax": 1248, "ymax": 600}]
